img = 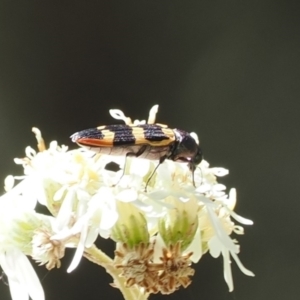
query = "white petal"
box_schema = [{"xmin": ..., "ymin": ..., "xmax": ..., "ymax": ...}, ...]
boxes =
[
  {"xmin": 133, "ymin": 119, "xmax": 146, "ymax": 125},
  {"xmin": 54, "ymin": 185, "xmax": 67, "ymax": 201},
  {"xmin": 179, "ymin": 196, "xmax": 190, "ymax": 203},
  {"xmin": 213, "ymin": 184, "xmax": 226, "ymax": 191},
  {"xmin": 85, "ymin": 227, "xmax": 99, "ymax": 247},
  {"xmin": 200, "ymin": 160, "xmax": 210, "ymax": 169},
  {"xmin": 231, "ymin": 251, "xmax": 255, "ymax": 276},
  {"xmin": 152, "ymin": 234, "xmax": 165, "ymax": 263},
  {"xmin": 34, "ymin": 181, "xmax": 49, "ymax": 206},
  {"xmin": 70, "ymin": 215, "xmax": 87, "ymax": 235},
  {"xmin": 109, "ymin": 109, "xmax": 126, "ymax": 120},
  {"xmin": 222, "ymin": 248, "xmax": 234, "ymax": 292},
  {"xmin": 147, "ymin": 104, "xmax": 159, "ymax": 124},
  {"xmin": 14, "ymin": 158, "xmax": 25, "ymax": 165},
  {"xmin": 67, "ymin": 222, "xmax": 88, "ymax": 273},
  {"xmin": 48, "ymin": 141, "xmax": 58, "ymax": 150},
  {"xmin": 148, "ymin": 190, "xmax": 169, "ymax": 200},
  {"xmin": 7, "ymin": 278, "xmax": 28, "ymax": 300},
  {"xmin": 25, "ymin": 146, "xmax": 36, "ymax": 159},
  {"xmin": 156, "ymin": 163, "xmax": 172, "ymax": 183},
  {"xmin": 0, "ymin": 179, "xmax": 28, "ymax": 206},
  {"xmin": 0, "ymin": 252, "xmax": 28, "ymax": 300},
  {"xmin": 210, "ymin": 168, "xmax": 229, "ymax": 177},
  {"xmin": 130, "ymin": 159, "xmax": 150, "ymax": 177},
  {"xmin": 206, "ymin": 206, "xmax": 237, "ymax": 253},
  {"xmin": 56, "ymin": 188, "xmax": 76, "ymax": 230},
  {"xmin": 76, "ymin": 189, "xmax": 91, "ymax": 202},
  {"xmin": 20, "ymin": 177, "xmax": 41, "ymax": 209},
  {"xmin": 226, "ymin": 207, "xmax": 254, "ymax": 225},
  {"xmin": 208, "ymin": 237, "xmax": 221, "ymax": 258},
  {"xmin": 51, "ymin": 228, "xmax": 73, "ymax": 241},
  {"xmin": 1, "ymin": 249, "xmax": 45, "ymax": 300},
  {"xmin": 4, "ymin": 175, "xmax": 15, "ymax": 192},
  {"xmin": 195, "ymin": 183, "xmax": 211, "ymax": 193},
  {"xmin": 132, "ymin": 199, "xmax": 154, "ymax": 212},
  {"xmin": 227, "ymin": 188, "xmax": 236, "ymax": 209},
  {"xmin": 99, "ymin": 228, "xmax": 111, "ymax": 239},
  {"xmin": 190, "ymin": 132, "xmax": 199, "ymax": 144},
  {"xmin": 109, "ymin": 109, "xmax": 131, "ymax": 124},
  {"xmin": 100, "ymin": 208, "xmax": 118, "ymax": 230},
  {"xmin": 233, "ymin": 225, "xmax": 245, "ymax": 235},
  {"xmin": 187, "ymin": 227, "xmax": 202, "ymax": 263},
  {"xmin": 116, "ymin": 189, "xmax": 138, "ymax": 202}
]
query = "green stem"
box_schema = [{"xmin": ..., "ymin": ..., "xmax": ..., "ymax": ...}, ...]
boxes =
[{"xmin": 84, "ymin": 245, "xmax": 149, "ymax": 300}]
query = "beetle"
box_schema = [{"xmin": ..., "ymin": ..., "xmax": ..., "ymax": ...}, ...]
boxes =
[{"xmin": 71, "ymin": 123, "xmax": 202, "ymax": 189}]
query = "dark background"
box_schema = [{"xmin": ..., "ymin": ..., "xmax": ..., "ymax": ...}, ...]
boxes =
[{"xmin": 0, "ymin": 1, "xmax": 299, "ymax": 299}]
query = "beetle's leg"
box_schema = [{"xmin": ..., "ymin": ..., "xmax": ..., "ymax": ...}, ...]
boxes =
[
  {"xmin": 189, "ymin": 164, "xmax": 196, "ymax": 187},
  {"xmin": 188, "ymin": 162, "xmax": 202, "ymax": 187},
  {"xmin": 114, "ymin": 145, "xmax": 147, "ymax": 186},
  {"xmin": 144, "ymin": 155, "xmax": 167, "ymax": 192}
]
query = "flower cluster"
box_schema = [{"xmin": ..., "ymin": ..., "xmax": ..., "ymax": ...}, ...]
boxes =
[{"xmin": 0, "ymin": 105, "xmax": 254, "ymax": 300}]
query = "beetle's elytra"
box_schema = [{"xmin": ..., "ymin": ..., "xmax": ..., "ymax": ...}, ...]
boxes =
[{"xmin": 71, "ymin": 123, "xmax": 202, "ymax": 187}]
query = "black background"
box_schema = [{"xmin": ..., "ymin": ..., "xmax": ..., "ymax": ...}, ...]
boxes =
[{"xmin": 0, "ymin": 1, "xmax": 299, "ymax": 299}]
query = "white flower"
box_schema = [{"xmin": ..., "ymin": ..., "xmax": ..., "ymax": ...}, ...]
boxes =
[
  {"xmin": 0, "ymin": 249, "xmax": 45, "ymax": 300},
  {"xmin": 0, "ymin": 207, "xmax": 45, "ymax": 300},
  {"xmin": 0, "ymin": 105, "xmax": 254, "ymax": 298}
]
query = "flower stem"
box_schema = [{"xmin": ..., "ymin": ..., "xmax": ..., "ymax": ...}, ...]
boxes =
[{"xmin": 84, "ymin": 245, "xmax": 149, "ymax": 300}]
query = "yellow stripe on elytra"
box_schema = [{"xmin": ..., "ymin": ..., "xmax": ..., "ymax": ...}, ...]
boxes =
[
  {"xmin": 162, "ymin": 128, "xmax": 176, "ymax": 143},
  {"xmin": 132, "ymin": 127, "xmax": 175, "ymax": 146},
  {"xmin": 131, "ymin": 127, "xmax": 146, "ymax": 144},
  {"xmin": 96, "ymin": 129, "xmax": 115, "ymax": 146}
]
